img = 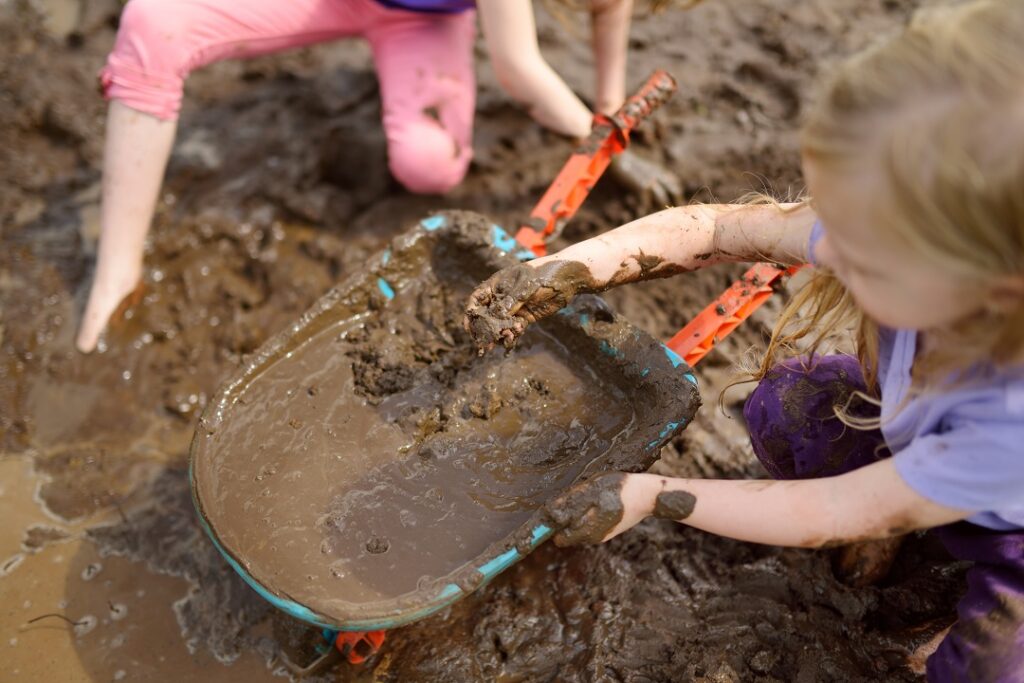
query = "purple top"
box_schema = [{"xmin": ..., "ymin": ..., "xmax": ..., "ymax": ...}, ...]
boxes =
[
  {"xmin": 808, "ymin": 222, "xmax": 1024, "ymax": 530},
  {"xmin": 374, "ymin": 0, "xmax": 474, "ymax": 12}
]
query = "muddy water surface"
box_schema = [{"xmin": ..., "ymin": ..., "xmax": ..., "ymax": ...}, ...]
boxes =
[{"xmin": 201, "ymin": 319, "xmax": 634, "ymax": 612}]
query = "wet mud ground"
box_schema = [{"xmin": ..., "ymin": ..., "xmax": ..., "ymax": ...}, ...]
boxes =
[{"xmin": 1, "ymin": 0, "xmax": 965, "ymax": 680}]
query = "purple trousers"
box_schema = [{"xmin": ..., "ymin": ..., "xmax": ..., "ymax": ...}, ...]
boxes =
[{"xmin": 744, "ymin": 356, "xmax": 1024, "ymax": 683}]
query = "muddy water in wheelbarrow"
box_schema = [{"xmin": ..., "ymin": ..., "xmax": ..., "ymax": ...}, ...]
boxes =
[{"xmin": 191, "ymin": 211, "xmax": 700, "ymax": 629}]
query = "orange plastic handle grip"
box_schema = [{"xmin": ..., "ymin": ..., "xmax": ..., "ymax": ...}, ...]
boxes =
[
  {"xmin": 666, "ymin": 263, "xmax": 804, "ymax": 367},
  {"xmin": 515, "ymin": 70, "xmax": 678, "ymax": 257}
]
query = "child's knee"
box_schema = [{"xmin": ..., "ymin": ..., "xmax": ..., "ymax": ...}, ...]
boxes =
[
  {"xmin": 387, "ymin": 121, "xmax": 470, "ymax": 195},
  {"xmin": 745, "ymin": 355, "xmax": 881, "ymax": 480},
  {"xmin": 744, "ymin": 369, "xmax": 801, "ymax": 479},
  {"xmin": 743, "ymin": 357, "xmax": 820, "ymax": 442},
  {"xmin": 928, "ymin": 597, "xmax": 1024, "ymax": 681},
  {"xmin": 744, "ymin": 355, "xmax": 865, "ymax": 427}
]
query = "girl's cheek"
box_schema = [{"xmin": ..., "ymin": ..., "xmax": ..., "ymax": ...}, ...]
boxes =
[{"xmin": 814, "ymin": 238, "xmax": 835, "ymax": 268}]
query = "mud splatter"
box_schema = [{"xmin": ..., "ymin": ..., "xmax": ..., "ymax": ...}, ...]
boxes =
[
  {"xmin": 545, "ymin": 472, "xmax": 627, "ymax": 547},
  {"xmin": 464, "ymin": 260, "xmax": 601, "ymax": 351},
  {"xmin": 465, "ymin": 250, "xmax": 696, "ymax": 352},
  {"xmin": 22, "ymin": 525, "xmax": 71, "ymax": 552},
  {"xmin": 653, "ymin": 489, "xmax": 696, "ymax": 520}
]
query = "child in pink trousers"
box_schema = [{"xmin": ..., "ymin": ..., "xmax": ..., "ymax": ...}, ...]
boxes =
[{"xmin": 79, "ymin": 0, "xmax": 675, "ymax": 352}]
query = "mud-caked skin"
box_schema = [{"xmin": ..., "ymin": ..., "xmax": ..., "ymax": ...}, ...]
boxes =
[
  {"xmin": 544, "ymin": 475, "xmax": 699, "ymax": 548},
  {"xmin": 652, "ymin": 490, "xmax": 696, "ymax": 520},
  {"xmin": 465, "ymin": 250, "xmax": 696, "ymax": 353},
  {"xmin": 464, "ymin": 260, "xmax": 601, "ymax": 353},
  {"xmin": 545, "ymin": 472, "xmax": 628, "ymax": 547}
]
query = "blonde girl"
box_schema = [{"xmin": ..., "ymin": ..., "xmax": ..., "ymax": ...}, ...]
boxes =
[{"xmin": 465, "ymin": 1, "xmax": 1024, "ymax": 678}]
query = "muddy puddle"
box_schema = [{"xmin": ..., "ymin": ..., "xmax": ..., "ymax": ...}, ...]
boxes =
[{"xmin": 1, "ymin": 0, "xmax": 962, "ymax": 680}]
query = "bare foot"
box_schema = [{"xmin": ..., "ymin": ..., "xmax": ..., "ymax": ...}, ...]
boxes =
[
  {"xmin": 76, "ymin": 275, "xmax": 143, "ymax": 353},
  {"xmin": 833, "ymin": 535, "xmax": 905, "ymax": 587}
]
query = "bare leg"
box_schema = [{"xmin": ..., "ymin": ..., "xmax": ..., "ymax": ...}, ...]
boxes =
[{"xmin": 77, "ymin": 101, "xmax": 176, "ymax": 353}]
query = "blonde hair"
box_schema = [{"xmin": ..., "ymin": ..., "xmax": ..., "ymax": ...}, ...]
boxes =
[{"xmin": 757, "ymin": 0, "xmax": 1024, "ymax": 401}]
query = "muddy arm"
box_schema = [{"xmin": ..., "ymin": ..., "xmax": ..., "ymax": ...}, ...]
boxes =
[
  {"xmin": 477, "ymin": 0, "xmax": 633, "ymax": 136},
  {"xmin": 545, "ymin": 202, "xmax": 815, "ymax": 285},
  {"xmin": 465, "ymin": 203, "xmax": 814, "ymax": 351},
  {"xmin": 547, "ymin": 461, "xmax": 970, "ymax": 548},
  {"xmin": 589, "ymin": 0, "xmax": 684, "ymax": 206}
]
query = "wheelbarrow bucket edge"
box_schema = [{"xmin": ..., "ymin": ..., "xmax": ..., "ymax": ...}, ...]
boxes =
[{"xmin": 189, "ymin": 211, "xmax": 700, "ymax": 631}]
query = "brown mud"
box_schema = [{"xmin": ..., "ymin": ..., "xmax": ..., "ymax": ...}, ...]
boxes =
[
  {"xmin": 465, "ymin": 260, "xmax": 601, "ymax": 350},
  {"xmin": 192, "ymin": 212, "xmax": 697, "ymax": 622},
  {"xmin": 465, "ymin": 252, "xmax": 688, "ymax": 352},
  {"xmin": 1, "ymin": 0, "xmax": 966, "ymax": 680},
  {"xmin": 546, "ymin": 472, "xmax": 628, "ymax": 548},
  {"xmin": 653, "ymin": 489, "xmax": 697, "ymax": 520}
]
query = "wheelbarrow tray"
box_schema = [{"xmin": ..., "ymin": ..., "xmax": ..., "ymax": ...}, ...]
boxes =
[{"xmin": 190, "ymin": 210, "xmax": 700, "ymax": 631}]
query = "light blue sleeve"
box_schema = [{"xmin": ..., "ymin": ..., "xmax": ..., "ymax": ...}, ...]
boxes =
[
  {"xmin": 892, "ymin": 385, "xmax": 1024, "ymax": 523},
  {"xmin": 807, "ymin": 221, "xmax": 824, "ymax": 266}
]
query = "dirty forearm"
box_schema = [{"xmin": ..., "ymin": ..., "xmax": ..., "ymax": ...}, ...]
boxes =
[
  {"xmin": 590, "ymin": 0, "xmax": 634, "ymax": 115},
  {"xmin": 631, "ymin": 460, "xmax": 969, "ymax": 548},
  {"xmin": 530, "ymin": 202, "xmax": 815, "ymax": 290}
]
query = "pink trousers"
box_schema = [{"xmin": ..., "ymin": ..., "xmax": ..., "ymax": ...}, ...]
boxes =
[{"xmin": 101, "ymin": 0, "xmax": 477, "ymax": 194}]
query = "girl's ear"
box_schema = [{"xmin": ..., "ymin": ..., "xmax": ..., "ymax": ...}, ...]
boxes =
[{"xmin": 986, "ymin": 274, "xmax": 1024, "ymax": 315}]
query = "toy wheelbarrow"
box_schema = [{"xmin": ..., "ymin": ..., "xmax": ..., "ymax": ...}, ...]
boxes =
[{"xmin": 189, "ymin": 71, "xmax": 795, "ymax": 674}]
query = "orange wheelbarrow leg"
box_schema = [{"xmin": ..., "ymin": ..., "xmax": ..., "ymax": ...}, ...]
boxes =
[{"xmin": 334, "ymin": 629, "xmax": 386, "ymax": 665}]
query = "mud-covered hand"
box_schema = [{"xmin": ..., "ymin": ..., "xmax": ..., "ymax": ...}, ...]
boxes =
[
  {"xmin": 463, "ymin": 260, "xmax": 598, "ymax": 353},
  {"xmin": 608, "ymin": 149, "xmax": 682, "ymax": 207},
  {"xmin": 545, "ymin": 472, "xmax": 655, "ymax": 547}
]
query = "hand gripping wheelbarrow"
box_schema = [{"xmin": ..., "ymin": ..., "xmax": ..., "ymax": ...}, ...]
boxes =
[{"xmin": 190, "ymin": 71, "xmax": 796, "ymax": 674}]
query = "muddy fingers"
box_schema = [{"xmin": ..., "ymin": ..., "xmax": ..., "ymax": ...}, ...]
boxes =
[
  {"xmin": 545, "ymin": 472, "xmax": 627, "ymax": 547},
  {"xmin": 464, "ymin": 261, "xmax": 602, "ymax": 353}
]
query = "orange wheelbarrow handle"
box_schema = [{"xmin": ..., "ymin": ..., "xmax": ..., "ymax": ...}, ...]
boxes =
[
  {"xmin": 515, "ymin": 70, "xmax": 678, "ymax": 257},
  {"xmin": 666, "ymin": 263, "xmax": 805, "ymax": 367}
]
